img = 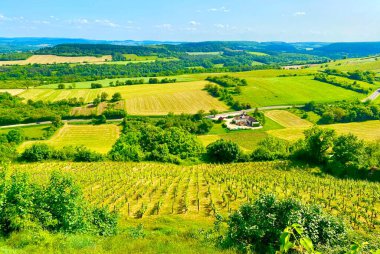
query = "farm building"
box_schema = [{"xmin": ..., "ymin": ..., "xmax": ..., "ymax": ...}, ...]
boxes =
[{"xmin": 232, "ymin": 113, "xmax": 260, "ymax": 127}]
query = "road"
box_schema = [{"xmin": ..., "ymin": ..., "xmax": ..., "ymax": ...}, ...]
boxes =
[
  {"xmin": 362, "ymin": 89, "xmax": 380, "ymax": 102},
  {"xmin": 0, "ymin": 105, "xmax": 304, "ymax": 129}
]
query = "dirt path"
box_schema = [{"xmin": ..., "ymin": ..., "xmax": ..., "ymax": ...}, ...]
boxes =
[{"xmin": 362, "ymin": 88, "xmax": 380, "ymax": 102}]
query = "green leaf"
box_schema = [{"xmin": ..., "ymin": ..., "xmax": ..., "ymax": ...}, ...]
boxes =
[
  {"xmin": 292, "ymin": 223, "xmax": 304, "ymax": 235},
  {"xmin": 300, "ymin": 237, "xmax": 314, "ymax": 253}
]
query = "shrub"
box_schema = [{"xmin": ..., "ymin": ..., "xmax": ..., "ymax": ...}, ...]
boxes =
[
  {"xmin": 21, "ymin": 144, "xmax": 52, "ymax": 162},
  {"xmin": 206, "ymin": 139, "xmax": 241, "ymax": 163},
  {"xmin": 6, "ymin": 129, "xmax": 24, "ymax": 145},
  {"xmin": 219, "ymin": 194, "xmax": 347, "ymax": 253},
  {"xmin": 251, "ymin": 136, "xmax": 290, "ymax": 161},
  {"xmin": 0, "ymin": 170, "xmax": 118, "ymax": 236},
  {"xmin": 74, "ymin": 146, "xmax": 103, "ymax": 162}
]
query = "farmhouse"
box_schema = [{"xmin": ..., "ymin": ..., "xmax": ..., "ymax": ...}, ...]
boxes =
[{"xmin": 232, "ymin": 113, "xmax": 260, "ymax": 127}]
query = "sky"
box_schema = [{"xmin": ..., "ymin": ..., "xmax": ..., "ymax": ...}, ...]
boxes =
[{"xmin": 0, "ymin": 0, "xmax": 379, "ymax": 42}]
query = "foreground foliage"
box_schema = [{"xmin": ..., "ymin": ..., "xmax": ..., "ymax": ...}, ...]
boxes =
[
  {"xmin": 218, "ymin": 194, "xmax": 347, "ymax": 253},
  {"xmin": 0, "ymin": 167, "xmax": 118, "ymax": 236}
]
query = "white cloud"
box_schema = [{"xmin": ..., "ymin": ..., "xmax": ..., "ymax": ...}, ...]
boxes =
[
  {"xmin": 189, "ymin": 21, "xmax": 200, "ymax": 26},
  {"xmin": 293, "ymin": 11, "xmax": 306, "ymax": 16},
  {"xmin": 155, "ymin": 23, "xmax": 173, "ymax": 30},
  {"xmin": 208, "ymin": 7, "xmax": 230, "ymax": 13},
  {"xmin": 33, "ymin": 20, "xmax": 51, "ymax": 25},
  {"xmin": 95, "ymin": 19, "xmax": 120, "ymax": 28}
]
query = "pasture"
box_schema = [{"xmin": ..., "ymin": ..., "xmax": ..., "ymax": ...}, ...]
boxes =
[
  {"xmin": 231, "ymin": 75, "xmax": 365, "ymax": 107},
  {"xmin": 312, "ymin": 56, "xmax": 380, "ymax": 73},
  {"xmin": 0, "ymin": 89, "xmax": 25, "ymax": 96},
  {"xmin": 265, "ymin": 110, "xmax": 313, "ymax": 128},
  {"xmin": 18, "ymin": 81, "xmax": 229, "ymax": 115},
  {"xmin": 19, "ymin": 124, "xmax": 121, "ymax": 154},
  {"xmin": 0, "ymin": 124, "xmax": 50, "ymax": 140},
  {"xmin": 0, "ymin": 54, "xmax": 112, "ymax": 65},
  {"xmin": 268, "ymin": 120, "xmax": 380, "ymax": 141}
]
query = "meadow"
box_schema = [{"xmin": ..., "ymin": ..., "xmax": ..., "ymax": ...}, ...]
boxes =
[
  {"xmin": 0, "ymin": 124, "xmax": 50, "ymax": 140},
  {"xmin": 0, "ymin": 55, "xmax": 112, "ymax": 65},
  {"xmin": 18, "ymin": 81, "xmax": 229, "ymax": 115},
  {"xmin": 19, "ymin": 124, "xmax": 121, "ymax": 154},
  {"xmin": 268, "ymin": 118, "xmax": 380, "ymax": 141},
  {"xmin": 0, "ymin": 89, "xmax": 25, "ymax": 96},
  {"xmin": 311, "ymin": 56, "xmax": 380, "ymax": 73},
  {"xmin": 231, "ymin": 75, "xmax": 365, "ymax": 107}
]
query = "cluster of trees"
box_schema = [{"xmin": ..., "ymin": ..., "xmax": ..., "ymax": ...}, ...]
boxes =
[
  {"xmin": 156, "ymin": 112, "xmax": 214, "ymax": 135},
  {"xmin": 206, "ymin": 75, "xmax": 248, "ymax": 87},
  {"xmin": 21, "ymin": 144, "xmax": 104, "ymax": 162},
  {"xmin": 217, "ymin": 194, "xmax": 347, "ymax": 253},
  {"xmin": 109, "ymin": 119, "xmax": 204, "ymax": 164},
  {"xmin": 91, "ymin": 83, "xmax": 103, "ymax": 89},
  {"xmin": 0, "ymin": 92, "xmax": 79, "ymax": 125},
  {"xmin": 0, "ymin": 169, "xmax": 117, "ymax": 236},
  {"xmin": 36, "ymin": 43, "xmax": 172, "ymax": 57},
  {"xmin": 314, "ymin": 73, "xmax": 371, "ymax": 94},
  {"xmin": 148, "ymin": 77, "xmax": 177, "ymax": 84},
  {"xmin": 324, "ymin": 69, "xmax": 376, "ymax": 84},
  {"xmin": 92, "ymin": 92, "xmax": 123, "ymax": 106},
  {"xmin": 304, "ymin": 101, "xmax": 380, "ymax": 124},
  {"xmin": 109, "ymin": 79, "xmax": 145, "ymax": 87},
  {"xmin": 0, "ymin": 52, "xmax": 32, "ymax": 61},
  {"xmin": 0, "ymin": 129, "xmax": 23, "ymax": 162},
  {"xmin": 206, "ymin": 127, "xmax": 379, "ymax": 179},
  {"xmin": 111, "ymin": 52, "xmax": 126, "ymax": 61},
  {"xmin": 204, "ymin": 83, "xmax": 251, "ymax": 110}
]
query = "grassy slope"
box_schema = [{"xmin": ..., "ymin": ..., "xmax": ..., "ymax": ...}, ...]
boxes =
[
  {"xmin": 18, "ymin": 124, "xmax": 121, "ymax": 154},
  {"xmin": 0, "ymin": 124, "xmax": 50, "ymax": 140}
]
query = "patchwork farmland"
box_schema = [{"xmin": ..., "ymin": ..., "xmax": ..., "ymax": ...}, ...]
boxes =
[
  {"xmin": 19, "ymin": 124, "xmax": 121, "ymax": 154},
  {"xmin": 0, "ymin": 54, "xmax": 112, "ymax": 65}
]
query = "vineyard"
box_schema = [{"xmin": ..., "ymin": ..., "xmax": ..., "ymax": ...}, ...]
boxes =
[{"xmin": 12, "ymin": 161, "xmax": 380, "ymax": 237}]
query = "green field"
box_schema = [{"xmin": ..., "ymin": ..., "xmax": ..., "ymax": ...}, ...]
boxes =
[
  {"xmin": 231, "ymin": 75, "xmax": 365, "ymax": 106},
  {"xmin": 268, "ymin": 119, "xmax": 380, "ymax": 142},
  {"xmin": 19, "ymin": 124, "xmax": 121, "ymax": 153},
  {"xmin": 247, "ymin": 51, "xmax": 269, "ymax": 56},
  {"xmin": 18, "ymin": 81, "xmax": 229, "ymax": 115},
  {"xmin": 313, "ymin": 56, "xmax": 380, "ymax": 73},
  {"xmin": 0, "ymin": 124, "xmax": 50, "ymax": 140},
  {"xmin": 198, "ymin": 117, "xmax": 284, "ymax": 151}
]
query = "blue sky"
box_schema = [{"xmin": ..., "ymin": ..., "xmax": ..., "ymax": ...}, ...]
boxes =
[{"xmin": 0, "ymin": 0, "xmax": 379, "ymax": 42}]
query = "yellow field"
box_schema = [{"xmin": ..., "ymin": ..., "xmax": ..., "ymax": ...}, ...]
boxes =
[
  {"xmin": 265, "ymin": 110, "xmax": 313, "ymax": 128},
  {"xmin": 268, "ymin": 120, "xmax": 380, "ymax": 141},
  {"xmin": 19, "ymin": 124, "xmax": 120, "ymax": 154},
  {"xmin": 0, "ymin": 55, "xmax": 112, "ymax": 65},
  {"xmin": 19, "ymin": 81, "xmax": 228, "ymax": 115},
  {"xmin": 0, "ymin": 89, "xmax": 25, "ymax": 96}
]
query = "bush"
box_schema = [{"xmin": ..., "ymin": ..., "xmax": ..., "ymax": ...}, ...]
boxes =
[
  {"xmin": 251, "ymin": 136, "xmax": 289, "ymax": 161},
  {"xmin": 0, "ymin": 170, "xmax": 118, "ymax": 236},
  {"xmin": 74, "ymin": 146, "xmax": 103, "ymax": 162},
  {"xmin": 21, "ymin": 143, "xmax": 52, "ymax": 162},
  {"xmin": 6, "ymin": 129, "xmax": 24, "ymax": 145},
  {"xmin": 206, "ymin": 139, "xmax": 241, "ymax": 163},
  {"xmin": 219, "ymin": 194, "xmax": 347, "ymax": 253}
]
